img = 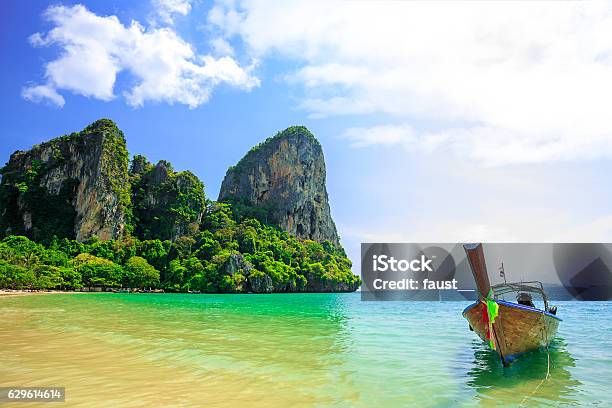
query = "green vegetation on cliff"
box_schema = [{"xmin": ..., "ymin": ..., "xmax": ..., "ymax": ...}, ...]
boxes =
[
  {"xmin": 0, "ymin": 201, "xmax": 359, "ymax": 292},
  {"xmin": 242, "ymin": 126, "xmax": 320, "ymax": 163},
  {"xmin": 130, "ymin": 157, "xmax": 206, "ymax": 241}
]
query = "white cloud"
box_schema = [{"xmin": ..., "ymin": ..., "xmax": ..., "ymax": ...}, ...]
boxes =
[
  {"xmin": 152, "ymin": 0, "xmax": 192, "ymax": 25},
  {"xmin": 340, "ymin": 222, "xmax": 520, "ymax": 244},
  {"xmin": 24, "ymin": 4, "xmax": 259, "ymax": 108},
  {"xmin": 341, "ymin": 208, "xmax": 612, "ymax": 245},
  {"xmin": 342, "ymin": 124, "xmax": 612, "ymax": 167},
  {"xmin": 21, "ymin": 84, "xmax": 65, "ymax": 107},
  {"xmin": 209, "ymin": 37, "xmax": 235, "ymax": 56},
  {"xmin": 209, "ymin": 1, "xmax": 612, "ymax": 166},
  {"xmin": 343, "ymin": 125, "xmax": 416, "ymax": 149}
]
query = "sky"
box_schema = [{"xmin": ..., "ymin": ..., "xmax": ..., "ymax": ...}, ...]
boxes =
[{"xmin": 2, "ymin": 0, "xmax": 612, "ymax": 276}]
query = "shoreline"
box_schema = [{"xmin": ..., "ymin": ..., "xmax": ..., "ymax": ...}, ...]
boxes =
[
  {"xmin": 0, "ymin": 288, "xmax": 361, "ymax": 297},
  {"xmin": 0, "ymin": 290, "xmax": 85, "ymax": 297}
]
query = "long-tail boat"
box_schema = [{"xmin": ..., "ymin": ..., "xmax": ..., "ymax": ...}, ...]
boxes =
[{"xmin": 462, "ymin": 243, "xmax": 561, "ymax": 366}]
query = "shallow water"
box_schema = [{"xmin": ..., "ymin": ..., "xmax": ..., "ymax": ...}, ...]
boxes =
[{"xmin": 0, "ymin": 293, "xmax": 609, "ymax": 407}]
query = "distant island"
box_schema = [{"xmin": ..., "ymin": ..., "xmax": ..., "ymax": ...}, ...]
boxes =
[{"xmin": 0, "ymin": 119, "xmax": 360, "ymax": 293}]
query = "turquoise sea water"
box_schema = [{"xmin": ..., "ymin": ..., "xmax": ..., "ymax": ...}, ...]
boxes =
[{"xmin": 0, "ymin": 293, "xmax": 610, "ymax": 407}]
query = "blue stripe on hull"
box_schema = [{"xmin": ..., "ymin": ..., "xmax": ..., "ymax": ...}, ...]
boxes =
[{"xmin": 462, "ymin": 299, "xmax": 562, "ymax": 321}]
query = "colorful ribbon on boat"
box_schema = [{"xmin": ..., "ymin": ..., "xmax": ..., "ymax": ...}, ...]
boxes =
[{"xmin": 481, "ymin": 289, "xmax": 499, "ymax": 350}]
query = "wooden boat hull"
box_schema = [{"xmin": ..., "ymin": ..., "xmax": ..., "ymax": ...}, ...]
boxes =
[{"xmin": 463, "ymin": 300, "xmax": 561, "ymax": 364}]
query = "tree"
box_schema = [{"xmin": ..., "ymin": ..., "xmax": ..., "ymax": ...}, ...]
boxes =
[
  {"xmin": 70, "ymin": 253, "xmax": 124, "ymax": 289},
  {"xmin": 0, "ymin": 260, "xmax": 36, "ymax": 289},
  {"xmin": 59, "ymin": 267, "xmax": 82, "ymax": 290},
  {"xmin": 165, "ymin": 259, "xmax": 186, "ymax": 291},
  {"xmin": 34, "ymin": 265, "xmax": 63, "ymax": 289},
  {"xmin": 124, "ymin": 256, "xmax": 160, "ymax": 289},
  {"xmin": 137, "ymin": 240, "xmax": 167, "ymax": 273},
  {"xmin": 193, "ymin": 231, "xmax": 222, "ymax": 261},
  {"xmin": 0, "ymin": 235, "xmax": 43, "ymax": 267},
  {"xmin": 40, "ymin": 248, "xmax": 69, "ymax": 267}
]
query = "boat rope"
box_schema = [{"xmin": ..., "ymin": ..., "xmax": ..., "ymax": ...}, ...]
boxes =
[
  {"xmin": 518, "ymin": 310, "xmax": 551, "ymax": 407},
  {"xmin": 519, "ymin": 347, "xmax": 550, "ymax": 407}
]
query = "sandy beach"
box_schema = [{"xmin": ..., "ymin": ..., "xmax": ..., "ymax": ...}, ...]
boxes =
[{"xmin": 0, "ymin": 290, "xmax": 81, "ymax": 297}]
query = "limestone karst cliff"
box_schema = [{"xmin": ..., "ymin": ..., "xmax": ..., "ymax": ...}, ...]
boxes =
[
  {"xmin": 0, "ymin": 119, "xmax": 130, "ymax": 242},
  {"xmin": 218, "ymin": 126, "xmax": 340, "ymax": 245}
]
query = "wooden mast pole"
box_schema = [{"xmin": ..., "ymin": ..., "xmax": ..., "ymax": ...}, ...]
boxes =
[{"xmin": 463, "ymin": 243, "xmax": 491, "ymax": 299}]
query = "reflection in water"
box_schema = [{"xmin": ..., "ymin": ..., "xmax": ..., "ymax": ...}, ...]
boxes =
[{"xmin": 466, "ymin": 338, "xmax": 581, "ymax": 406}]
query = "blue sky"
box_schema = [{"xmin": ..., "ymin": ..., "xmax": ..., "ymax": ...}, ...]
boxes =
[{"xmin": 3, "ymin": 1, "xmax": 612, "ymax": 276}]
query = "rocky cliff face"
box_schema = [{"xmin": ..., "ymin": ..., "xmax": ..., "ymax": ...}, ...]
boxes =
[
  {"xmin": 218, "ymin": 126, "xmax": 340, "ymax": 245},
  {"xmin": 0, "ymin": 119, "xmax": 130, "ymax": 242},
  {"xmin": 130, "ymin": 157, "xmax": 206, "ymax": 241}
]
